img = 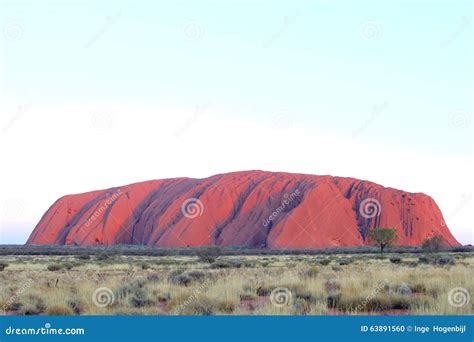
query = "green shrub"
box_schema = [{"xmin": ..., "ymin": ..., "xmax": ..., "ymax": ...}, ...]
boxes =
[
  {"xmin": 436, "ymin": 255, "xmax": 455, "ymax": 265},
  {"xmin": 319, "ymin": 259, "xmax": 331, "ymax": 266},
  {"xmin": 338, "ymin": 259, "xmax": 351, "ymax": 266},
  {"xmin": 197, "ymin": 246, "xmax": 221, "ymax": 264},
  {"xmin": 75, "ymin": 254, "xmax": 90, "ymax": 260},
  {"xmin": 186, "ymin": 270, "xmax": 208, "ymax": 281},
  {"xmin": 115, "ymin": 280, "xmax": 145, "ymax": 300},
  {"xmin": 0, "ymin": 262, "xmax": 8, "ymax": 271},
  {"xmin": 140, "ymin": 262, "xmax": 150, "ymax": 270},
  {"xmin": 115, "ymin": 284, "xmax": 136, "ymax": 299},
  {"xmin": 210, "ymin": 260, "xmax": 232, "ymax": 269},
  {"xmin": 303, "ymin": 266, "xmax": 319, "ymax": 278},
  {"xmin": 168, "ymin": 269, "xmax": 184, "ymax": 278},
  {"xmin": 418, "ymin": 256, "xmax": 432, "ymax": 264},
  {"xmin": 229, "ymin": 259, "xmax": 243, "ymax": 268},
  {"xmin": 47, "ymin": 264, "xmax": 63, "ymax": 272},
  {"xmin": 129, "ymin": 288, "xmax": 153, "ymax": 308},
  {"xmin": 389, "ymin": 257, "xmax": 402, "ymax": 264},
  {"xmin": 406, "ymin": 261, "xmax": 419, "ymax": 267},
  {"xmin": 170, "ymin": 274, "xmax": 192, "ymax": 287},
  {"xmin": 62, "ymin": 262, "xmax": 75, "ymax": 270},
  {"xmin": 146, "ymin": 273, "xmax": 160, "ymax": 282},
  {"xmin": 96, "ymin": 253, "xmax": 110, "ymax": 261}
]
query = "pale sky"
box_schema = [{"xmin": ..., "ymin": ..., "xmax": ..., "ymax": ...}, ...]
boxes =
[{"xmin": 0, "ymin": 0, "xmax": 472, "ymax": 244}]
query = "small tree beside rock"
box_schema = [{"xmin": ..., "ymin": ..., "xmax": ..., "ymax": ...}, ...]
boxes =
[{"xmin": 368, "ymin": 228, "xmax": 397, "ymax": 255}]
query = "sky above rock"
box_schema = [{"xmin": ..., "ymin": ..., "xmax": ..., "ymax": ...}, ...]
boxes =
[{"xmin": 0, "ymin": 0, "xmax": 472, "ymax": 244}]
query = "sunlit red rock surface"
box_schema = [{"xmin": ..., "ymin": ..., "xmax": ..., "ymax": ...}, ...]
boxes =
[{"xmin": 27, "ymin": 171, "xmax": 460, "ymax": 248}]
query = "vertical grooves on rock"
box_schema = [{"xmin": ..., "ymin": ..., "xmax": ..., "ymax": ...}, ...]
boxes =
[
  {"xmin": 57, "ymin": 189, "xmax": 120, "ymax": 244},
  {"xmin": 27, "ymin": 171, "xmax": 461, "ymax": 248},
  {"xmin": 212, "ymin": 173, "xmax": 275, "ymax": 244},
  {"xmin": 149, "ymin": 174, "xmax": 227, "ymax": 246}
]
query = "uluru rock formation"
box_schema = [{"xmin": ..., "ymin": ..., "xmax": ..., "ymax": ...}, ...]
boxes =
[{"xmin": 27, "ymin": 171, "xmax": 459, "ymax": 248}]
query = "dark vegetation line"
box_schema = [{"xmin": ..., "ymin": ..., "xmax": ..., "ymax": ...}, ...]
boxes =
[{"xmin": 0, "ymin": 244, "xmax": 471, "ymax": 256}]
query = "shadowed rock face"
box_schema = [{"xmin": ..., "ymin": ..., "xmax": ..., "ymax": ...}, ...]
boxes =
[{"xmin": 27, "ymin": 171, "xmax": 459, "ymax": 248}]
